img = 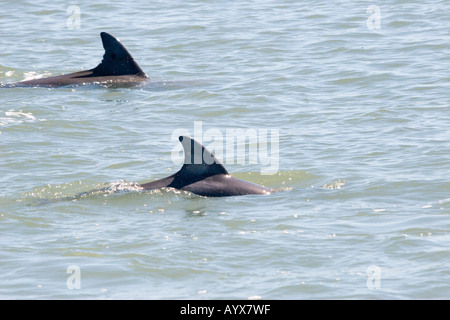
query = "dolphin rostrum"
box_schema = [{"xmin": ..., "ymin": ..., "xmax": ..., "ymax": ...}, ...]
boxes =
[
  {"xmin": 140, "ymin": 136, "xmax": 272, "ymax": 197},
  {"xmin": 3, "ymin": 32, "xmax": 148, "ymax": 88}
]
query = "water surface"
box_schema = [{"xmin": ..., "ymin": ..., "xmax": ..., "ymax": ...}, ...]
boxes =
[{"xmin": 1, "ymin": 0, "xmax": 449, "ymax": 299}]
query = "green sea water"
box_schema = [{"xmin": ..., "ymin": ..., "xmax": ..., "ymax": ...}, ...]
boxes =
[{"xmin": 0, "ymin": 0, "xmax": 449, "ymax": 299}]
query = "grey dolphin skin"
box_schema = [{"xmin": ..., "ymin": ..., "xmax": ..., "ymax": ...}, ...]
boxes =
[
  {"xmin": 140, "ymin": 136, "xmax": 272, "ymax": 197},
  {"xmin": 2, "ymin": 32, "xmax": 148, "ymax": 87}
]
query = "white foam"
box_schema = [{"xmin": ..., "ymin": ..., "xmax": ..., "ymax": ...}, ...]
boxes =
[
  {"xmin": 107, "ymin": 180, "xmax": 143, "ymax": 193},
  {"xmin": 0, "ymin": 110, "xmax": 37, "ymax": 126},
  {"xmin": 22, "ymin": 71, "xmax": 52, "ymax": 81}
]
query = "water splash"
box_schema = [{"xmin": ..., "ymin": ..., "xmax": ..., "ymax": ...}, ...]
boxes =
[
  {"xmin": 106, "ymin": 180, "xmax": 144, "ymax": 193},
  {"xmin": 28, "ymin": 180, "xmax": 144, "ymax": 206},
  {"xmin": 322, "ymin": 179, "xmax": 346, "ymax": 190},
  {"xmin": 21, "ymin": 71, "xmax": 52, "ymax": 82}
]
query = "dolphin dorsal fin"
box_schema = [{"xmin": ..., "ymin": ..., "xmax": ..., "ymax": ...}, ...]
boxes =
[
  {"xmin": 178, "ymin": 136, "xmax": 229, "ymax": 177},
  {"xmin": 90, "ymin": 32, "xmax": 147, "ymax": 77}
]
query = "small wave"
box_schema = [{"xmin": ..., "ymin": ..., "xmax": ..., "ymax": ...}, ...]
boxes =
[
  {"xmin": 322, "ymin": 179, "xmax": 346, "ymax": 190},
  {"xmin": 21, "ymin": 71, "xmax": 52, "ymax": 82},
  {"xmin": 105, "ymin": 180, "xmax": 144, "ymax": 193},
  {"xmin": 0, "ymin": 110, "xmax": 37, "ymax": 127},
  {"xmin": 28, "ymin": 180, "xmax": 144, "ymax": 206},
  {"xmin": 60, "ymin": 179, "xmax": 144, "ymax": 201}
]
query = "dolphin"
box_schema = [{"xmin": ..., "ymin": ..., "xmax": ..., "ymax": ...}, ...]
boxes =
[
  {"xmin": 30, "ymin": 135, "xmax": 272, "ymax": 205},
  {"xmin": 140, "ymin": 136, "xmax": 272, "ymax": 197},
  {"xmin": 2, "ymin": 32, "xmax": 148, "ymax": 88}
]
